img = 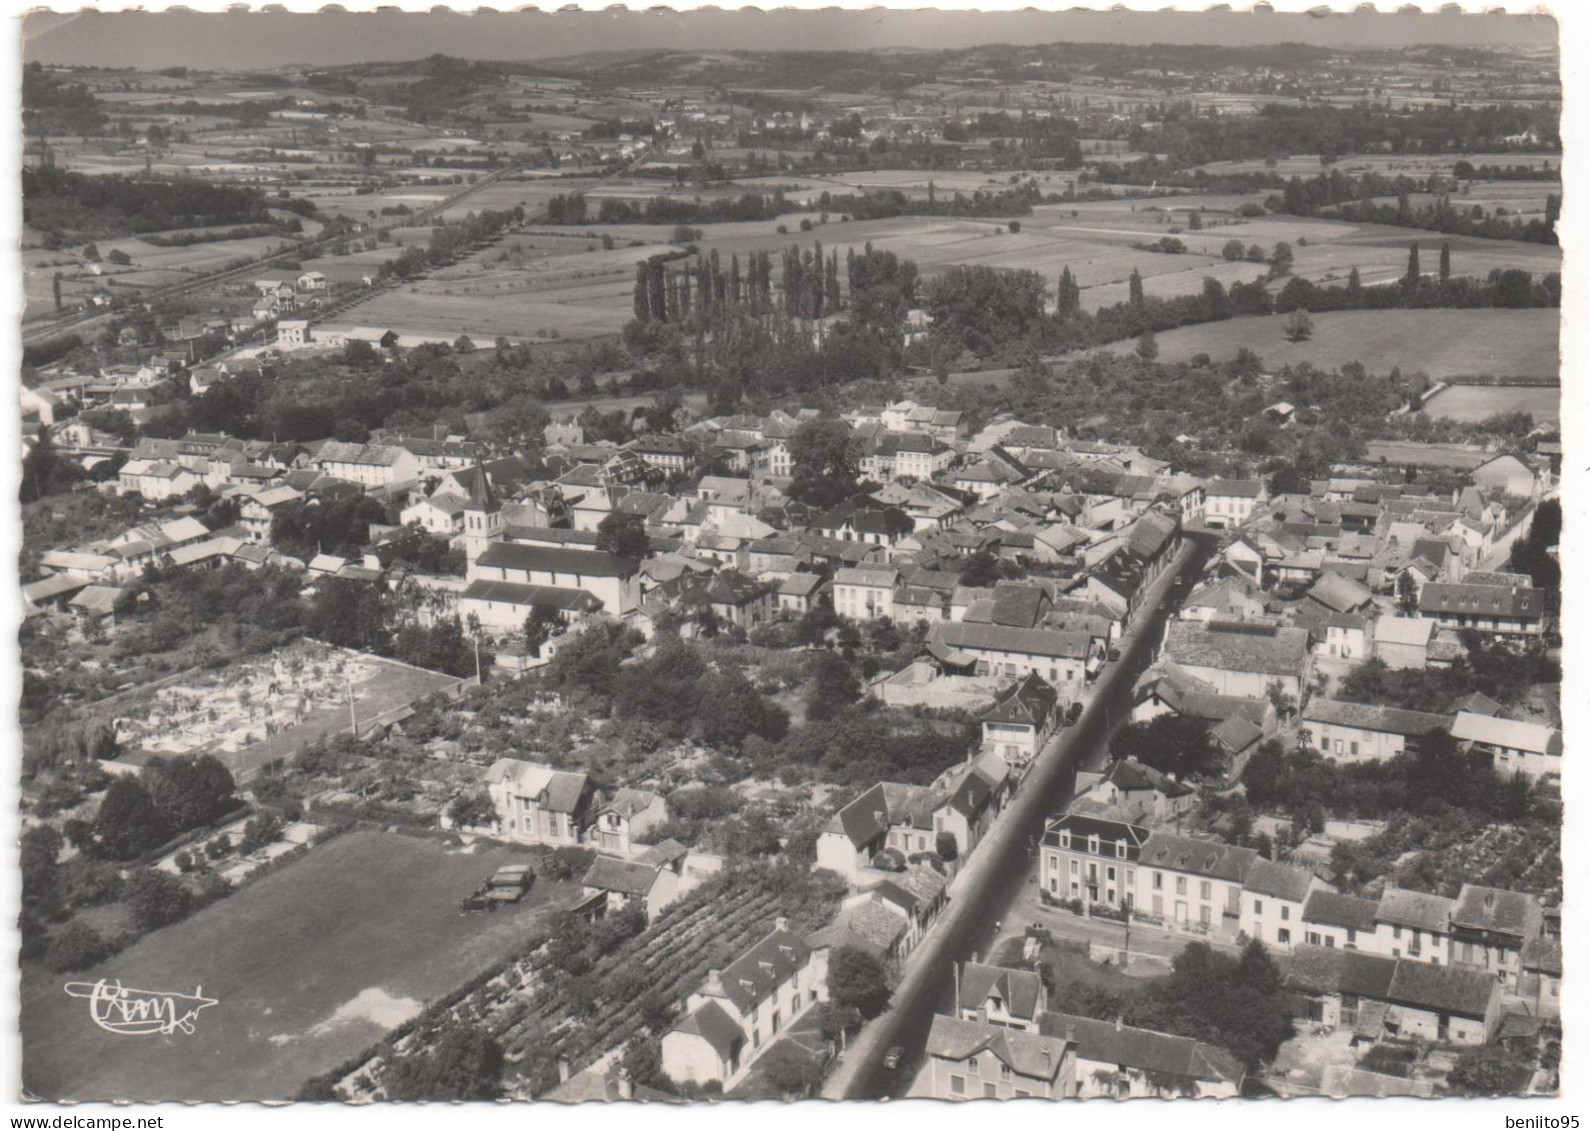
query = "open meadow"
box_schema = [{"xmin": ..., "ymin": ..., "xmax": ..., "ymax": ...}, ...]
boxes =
[
  {"xmin": 1421, "ymin": 382, "xmax": 1560, "ymax": 426},
  {"xmin": 1099, "ymin": 307, "xmax": 1559, "ymax": 381},
  {"xmin": 21, "ymin": 831, "xmax": 577, "ymax": 1102}
]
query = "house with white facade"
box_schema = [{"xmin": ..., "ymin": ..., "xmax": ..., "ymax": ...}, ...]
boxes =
[
  {"xmin": 660, "ymin": 919, "xmax": 828, "ymax": 1089},
  {"xmin": 1449, "ymin": 711, "xmax": 1563, "ymax": 781},
  {"xmin": 484, "ymin": 759, "xmax": 596, "ymax": 846},
  {"xmin": 1300, "ymin": 699, "xmax": 1451, "ymax": 764}
]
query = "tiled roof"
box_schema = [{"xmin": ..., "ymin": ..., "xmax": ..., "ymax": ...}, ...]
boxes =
[
  {"xmin": 834, "ymin": 566, "xmax": 900, "ymax": 588},
  {"xmin": 710, "ymin": 926, "xmax": 811, "ymax": 1014},
  {"xmin": 1283, "ymin": 945, "xmax": 1396, "ymax": 1001},
  {"xmin": 1375, "ymin": 887, "xmax": 1456, "ymax": 933},
  {"xmin": 927, "ymin": 1015, "xmax": 1068, "ymax": 1082},
  {"xmin": 1522, "ymin": 937, "xmax": 1562, "ymax": 976},
  {"xmin": 461, "ymin": 579, "xmax": 603, "ymax": 612},
  {"xmin": 1308, "ymin": 571, "xmax": 1373, "ymax": 613},
  {"xmin": 599, "ymin": 787, "xmax": 660, "ymax": 821},
  {"xmin": 581, "ymin": 855, "xmax": 661, "ymax": 896},
  {"xmin": 484, "ymin": 759, "xmax": 590, "ymax": 814},
  {"xmin": 1242, "ymin": 858, "xmax": 1317, "ymax": 903},
  {"xmin": 1163, "ymin": 620, "xmax": 1310, "ymax": 678},
  {"xmin": 1387, "ymin": 960, "xmax": 1498, "ymax": 1019},
  {"xmin": 315, "ymin": 440, "xmax": 408, "ymax": 467},
  {"xmin": 1449, "ymin": 712, "xmax": 1561, "ymax": 757},
  {"xmin": 1420, "ymin": 582, "xmax": 1544, "ymax": 619},
  {"xmin": 673, "ymin": 1000, "xmax": 745, "ymax": 1057},
  {"xmin": 980, "ymin": 672, "xmax": 1058, "ymax": 727},
  {"xmin": 826, "ymin": 782, "xmax": 942, "ymax": 848},
  {"xmin": 805, "ymin": 897, "xmax": 907, "ymax": 958},
  {"xmin": 959, "ymin": 962, "xmax": 1043, "ymax": 1021},
  {"xmin": 1137, "ymin": 832, "xmax": 1257, "ymax": 884},
  {"xmin": 1206, "ymin": 478, "xmax": 1265, "ymax": 499},
  {"xmin": 1299, "ymin": 890, "xmax": 1376, "ymax": 932},
  {"xmin": 1039, "ymin": 1013, "xmax": 1243, "ymax": 1086},
  {"xmin": 1451, "ymin": 884, "xmax": 1542, "ymax": 938},
  {"xmin": 475, "ymin": 543, "xmax": 635, "ymax": 578},
  {"xmin": 1374, "ymin": 616, "xmax": 1434, "ymax": 647},
  {"xmin": 932, "ymin": 621, "xmax": 1093, "ymax": 660},
  {"xmin": 1301, "ymin": 698, "xmax": 1450, "ymax": 738}
]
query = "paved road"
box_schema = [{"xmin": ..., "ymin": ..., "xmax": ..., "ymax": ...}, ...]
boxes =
[{"xmin": 823, "ymin": 531, "xmax": 1217, "ymax": 1099}]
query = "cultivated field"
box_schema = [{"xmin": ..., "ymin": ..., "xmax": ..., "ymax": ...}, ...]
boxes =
[
  {"xmin": 1421, "ymin": 383, "xmax": 1560, "ymax": 425},
  {"xmin": 1100, "ymin": 308, "xmax": 1559, "ymax": 381},
  {"xmin": 21, "ymin": 831, "xmax": 577, "ymax": 1102},
  {"xmin": 1362, "ymin": 440, "xmax": 1491, "ymax": 471},
  {"xmin": 1191, "ymin": 153, "xmax": 1561, "ymax": 178}
]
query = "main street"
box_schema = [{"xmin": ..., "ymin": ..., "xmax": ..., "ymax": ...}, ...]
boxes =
[{"xmin": 822, "ymin": 530, "xmax": 1217, "ymax": 1099}]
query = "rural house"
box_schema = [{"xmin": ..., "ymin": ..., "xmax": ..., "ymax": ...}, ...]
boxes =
[
  {"xmin": 484, "ymin": 758, "xmax": 595, "ymax": 846},
  {"xmin": 660, "ymin": 918, "xmax": 828, "ymax": 1089}
]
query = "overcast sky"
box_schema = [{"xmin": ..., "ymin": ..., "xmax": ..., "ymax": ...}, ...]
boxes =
[{"xmin": 22, "ymin": 9, "xmax": 1558, "ymax": 71}]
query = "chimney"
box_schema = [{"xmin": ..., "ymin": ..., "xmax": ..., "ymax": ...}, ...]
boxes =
[
  {"xmin": 976, "ymin": 1008, "xmax": 988, "ymax": 1025},
  {"xmin": 1115, "ymin": 1015, "xmax": 1124, "ymax": 1033},
  {"xmin": 703, "ymin": 968, "xmax": 724, "ymax": 996},
  {"xmin": 775, "ymin": 916, "xmax": 789, "ymax": 933},
  {"xmin": 557, "ymin": 1058, "xmax": 571, "ymax": 1084},
  {"xmin": 615, "ymin": 1066, "xmax": 633, "ymax": 1100},
  {"xmin": 1065, "ymin": 1023, "xmax": 1076, "ymax": 1044}
]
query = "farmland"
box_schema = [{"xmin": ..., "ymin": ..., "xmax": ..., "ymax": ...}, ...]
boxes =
[
  {"xmin": 344, "ymin": 189, "xmax": 1561, "ymax": 342},
  {"xmin": 21, "ymin": 831, "xmax": 578, "ymax": 1102},
  {"xmin": 1421, "ymin": 382, "xmax": 1560, "ymax": 426},
  {"xmin": 1099, "ymin": 307, "xmax": 1559, "ymax": 381}
]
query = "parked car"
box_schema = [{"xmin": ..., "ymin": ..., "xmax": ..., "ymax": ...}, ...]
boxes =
[
  {"xmin": 1065, "ymin": 701, "xmax": 1084, "ymax": 725},
  {"xmin": 487, "ymin": 864, "xmax": 535, "ymax": 903},
  {"xmin": 1107, "ymin": 646, "xmax": 1122, "ymax": 662},
  {"xmin": 459, "ymin": 888, "xmax": 496, "ymax": 914},
  {"xmin": 883, "ymin": 1047, "xmax": 904, "ymax": 1070}
]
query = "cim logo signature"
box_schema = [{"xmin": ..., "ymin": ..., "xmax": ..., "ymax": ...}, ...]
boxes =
[{"xmin": 63, "ymin": 980, "xmax": 218, "ymax": 1037}]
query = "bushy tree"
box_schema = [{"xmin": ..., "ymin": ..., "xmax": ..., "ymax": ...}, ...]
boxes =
[
  {"xmin": 759, "ymin": 1042, "xmax": 825, "ymax": 1097},
  {"xmin": 94, "ymin": 775, "xmax": 168, "ymax": 860},
  {"xmin": 596, "ymin": 511, "xmax": 650, "ymax": 563},
  {"xmin": 20, "ymin": 825, "xmax": 64, "ymax": 915},
  {"xmin": 787, "ymin": 420, "xmax": 861, "ymax": 508},
  {"xmin": 1109, "ymin": 715, "xmax": 1225, "ymax": 779},
  {"xmin": 828, "ymin": 945, "xmax": 891, "ymax": 1019},
  {"xmin": 804, "ymin": 652, "xmax": 860, "ymax": 721},
  {"xmin": 126, "ymin": 869, "xmax": 193, "ymax": 932},
  {"xmin": 384, "ymin": 1023, "xmax": 506, "ymax": 1100},
  {"xmin": 1447, "ymin": 1047, "xmax": 1531, "ymax": 1096},
  {"xmin": 45, "ymin": 922, "xmax": 116, "ymax": 973},
  {"xmin": 142, "ymin": 754, "xmax": 237, "ymax": 833},
  {"xmin": 1283, "ymin": 308, "xmax": 1314, "ymax": 343},
  {"xmin": 447, "ymin": 791, "xmax": 497, "ymax": 829}
]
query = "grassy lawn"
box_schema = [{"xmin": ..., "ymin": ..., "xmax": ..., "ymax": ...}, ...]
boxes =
[
  {"xmin": 22, "ymin": 830, "xmax": 577, "ymax": 1102},
  {"xmin": 1100, "ymin": 307, "xmax": 1557, "ymax": 381}
]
